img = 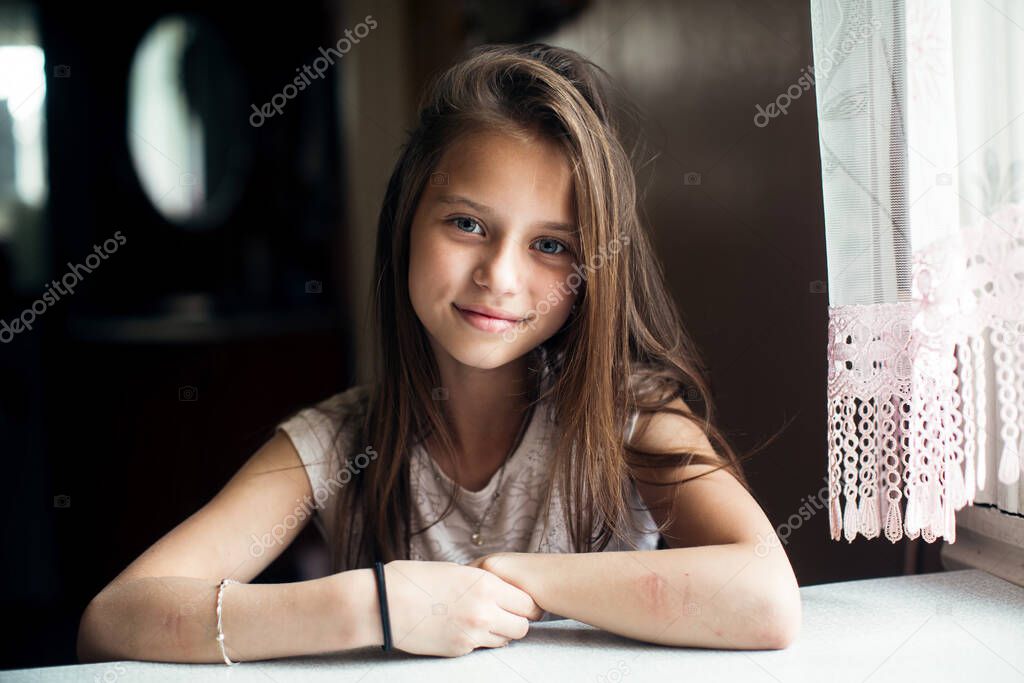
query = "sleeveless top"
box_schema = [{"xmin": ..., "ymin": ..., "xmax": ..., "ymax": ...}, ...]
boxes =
[{"xmin": 274, "ymin": 364, "xmax": 662, "ymax": 618}]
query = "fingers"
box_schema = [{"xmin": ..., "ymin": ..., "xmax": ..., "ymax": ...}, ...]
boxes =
[
  {"xmin": 521, "ymin": 600, "xmax": 543, "ymax": 621},
  {"xmin": 488, "ymin": 609, "xmax": 530, "ymax": 641},
  {"xmin": 473, "ymin": 631, "xmax": 511, "ymax": 649},
  {"xmin": 494, "ymin": 581, "xmax": 544, "ymax": 621}
]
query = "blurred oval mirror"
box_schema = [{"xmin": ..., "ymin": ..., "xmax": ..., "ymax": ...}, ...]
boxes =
[{"xmin": 127, "ymin": 14, "xmax": 250, "ymax": 228}]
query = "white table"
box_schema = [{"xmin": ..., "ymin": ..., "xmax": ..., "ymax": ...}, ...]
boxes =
[{"xmin": 3, "ymin": 569, "xmax": 1022, "ymax": 682}]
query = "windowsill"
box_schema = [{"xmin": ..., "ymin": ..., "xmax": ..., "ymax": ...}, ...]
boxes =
[
  {"xmin": 7, "ymin": 569, "xmax": 1023, "ymax": 681},
  {"xmin": 942, "ymin": 506, "xmax": 1024, "ymax": 588}
]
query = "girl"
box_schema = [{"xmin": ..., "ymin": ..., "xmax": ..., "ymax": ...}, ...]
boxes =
[{"xmin": 77, "ymin": 42, "xmax": 800, "ymax": 664}]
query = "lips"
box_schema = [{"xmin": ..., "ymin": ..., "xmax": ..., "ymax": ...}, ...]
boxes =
[
  {"xmin": 453, "ymin": 303, "xmax": 527, "ymax": 333},
  {"xmin": 455, "ymin": 303, "xmax": 525, "ymax": 321}
]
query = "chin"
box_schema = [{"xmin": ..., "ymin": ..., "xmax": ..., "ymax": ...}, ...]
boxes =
[{"xmin": 444, "ymin": 340, "xmax": 525, "ymax": 370}]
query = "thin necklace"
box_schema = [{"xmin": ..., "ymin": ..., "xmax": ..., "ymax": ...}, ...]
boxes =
[
  {"xmin": 427, "ymin": 393, "xmax": 538, "ymax": 547},
  {"xmin": 471, "ymin": 400, "xmax": 535, "ymax": 546}
]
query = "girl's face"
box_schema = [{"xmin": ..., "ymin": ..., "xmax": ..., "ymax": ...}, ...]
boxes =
[{"xmin": 408, "ymin": 130, "xmax": 579, "ymax": 372}]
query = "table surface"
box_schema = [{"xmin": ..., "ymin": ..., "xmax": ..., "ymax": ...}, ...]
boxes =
[{"xmin": 3, "ymin": 569, "xmax": 1023, "ymax": 683}]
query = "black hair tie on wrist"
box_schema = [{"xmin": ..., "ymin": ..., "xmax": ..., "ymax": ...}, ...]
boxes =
[{"xmin": 373, "ymin": 560, "xmax": 393, "ymax": 652}]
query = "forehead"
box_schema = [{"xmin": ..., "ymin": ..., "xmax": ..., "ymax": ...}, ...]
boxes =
[{"xmin": 427, "ymin": 130, "xmax": 574, "ymax": 219}]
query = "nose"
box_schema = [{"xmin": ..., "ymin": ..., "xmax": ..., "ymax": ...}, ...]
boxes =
[{"xmin": 473, "ymin": 236, "xmax": 523, "ymax": 296}]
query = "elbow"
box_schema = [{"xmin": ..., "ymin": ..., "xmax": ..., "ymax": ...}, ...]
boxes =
[
  {"xmin": 756, "ymin": 586, "xmax": 802, "ymax": 650},
  {"xmin": 761, "ymin": 615, "xmax": 800, "ymax": 650},
  {"xmin": 77, "ymin": 598, "xmax": 104, "ymax": 663},
  {"xmin": 77, "ymin": 591, "xmax": 121, "ymax": 663}
]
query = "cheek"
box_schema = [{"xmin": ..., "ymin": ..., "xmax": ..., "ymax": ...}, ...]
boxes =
[
  {"xmin": 409, "ymin": 230, "xmax": 467, "ymax": 304},
  {"xmin": 421, "ymin": 246, "xmax": 459, "ymax": 287},
  {"xmin": 408, "ymin": 227, "xmax": 439, "ymax": 318},
  {"xmin": 409, "ymin": 226, "xmax": 436, "ymax": 284},
  {"xmin": 530, "ymin": 268, "xmax": 578, "ymax": 329}
]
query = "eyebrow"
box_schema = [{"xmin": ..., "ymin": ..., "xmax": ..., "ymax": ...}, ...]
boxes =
[{"xmin": 435, "ymin": 194, "xmax": 576, "ymax": 236}]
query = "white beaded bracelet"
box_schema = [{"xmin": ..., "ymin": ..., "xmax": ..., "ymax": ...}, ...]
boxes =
[{"xmin": 216, "ymin": 578, "xmax": 241, "ymax": 666}]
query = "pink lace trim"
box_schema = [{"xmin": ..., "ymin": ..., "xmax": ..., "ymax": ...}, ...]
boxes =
[{"xmin": 827, "ymin": 203, "xmax": 1024, "ymax": 542}]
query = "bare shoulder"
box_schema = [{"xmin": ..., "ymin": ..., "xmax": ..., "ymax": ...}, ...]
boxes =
[
  {"xmin": 628, "ymin": 397, "xmax": 725, "ymax": 474},
  {"xmin": 627, "ymin": 396, "xmax": 768, "ymax": 548}
]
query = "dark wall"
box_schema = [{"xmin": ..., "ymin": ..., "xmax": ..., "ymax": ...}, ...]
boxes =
[{"xmin": 1, "ymin": 0, "xmax": 353, "ymax": 669}]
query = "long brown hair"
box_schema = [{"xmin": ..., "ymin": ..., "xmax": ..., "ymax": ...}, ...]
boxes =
[{"xmin": 315, "ymin": 42, "xmax": 784, "ymax": 572}]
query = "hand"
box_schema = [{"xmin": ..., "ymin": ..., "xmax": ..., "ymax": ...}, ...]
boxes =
[
  {"xmin": 467, "ymin": 552, "xmax": 527, "ymax": 589},
  {"xmin": 381, "ymin": 560, "xmax": 543, "ymax": 658},
  {"xmin": 467, "ymin": 551, "xmax": 517, "ymax": 571},
  {"xmin": 466, "ymin": 553, "xmax": 499, "ymax": 569}
]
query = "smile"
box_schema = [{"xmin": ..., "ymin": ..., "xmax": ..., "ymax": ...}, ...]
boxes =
[{"xmin": 453, "ymin": 303, "xmax": 526, "ymax": 333}]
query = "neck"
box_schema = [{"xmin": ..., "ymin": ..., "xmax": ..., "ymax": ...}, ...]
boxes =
[{"xmin": 428, "ymin": 348, "xmax": 540, "ymax": 489}]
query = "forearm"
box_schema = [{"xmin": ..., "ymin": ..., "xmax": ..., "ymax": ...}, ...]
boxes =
[
  {"xmin": 486, "ymin": 544, "xmax": 800, "ymax": 650},
  {"xmin": 77, "ymin": 570, "xmax": 381, "ymax": 663}
]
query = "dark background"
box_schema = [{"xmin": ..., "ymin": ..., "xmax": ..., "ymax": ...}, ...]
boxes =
[{"xmin": 0, "ymin": 0, "xmax": 941, "ymax": 671}]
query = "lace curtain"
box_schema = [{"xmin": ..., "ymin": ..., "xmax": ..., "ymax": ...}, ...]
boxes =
[{"xmin": 811, "ymin": 0, "xmax": 1024, "ymax": 543}]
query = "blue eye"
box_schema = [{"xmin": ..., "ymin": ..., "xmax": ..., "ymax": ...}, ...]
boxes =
[
  {"xmin": 450, "ymin": 216, "xmax": 483, "ymax": 234},
  {"xmin": 533, "ymin": 237, "xmax": 568, "ymax": 255}
]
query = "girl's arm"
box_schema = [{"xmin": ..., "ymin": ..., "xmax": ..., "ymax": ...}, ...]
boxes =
[
  {"xmin": 79, "ymin": 560, "xmax": 544, "ymax": 662},
  {"xmin": 473, "ymin": 397, "xmax": 801, "ymax": 649},
  {"xmin": 77, "ymin": 571, "xmax": 382, "ymax": 663},
  {"xmin": 474, "ymin": 541, "xmax": 797, "ymax": 650}
]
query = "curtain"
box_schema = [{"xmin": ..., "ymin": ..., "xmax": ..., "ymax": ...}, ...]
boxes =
[{"xmin": 810, "ymin": 0, "xmax": 1024, "ymax": 543}]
